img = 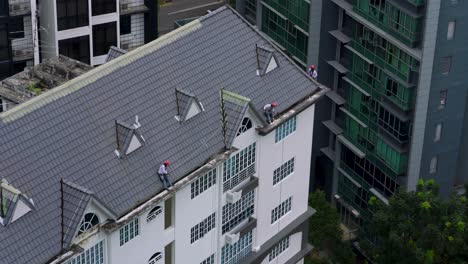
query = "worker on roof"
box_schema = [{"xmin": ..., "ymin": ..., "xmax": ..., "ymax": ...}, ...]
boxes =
[
  {"xmin": 307, "ymin": 65, "xmax": 318, "ymax": 81},
  {"xmin": 263, "ymin": 101, "xmax": 277, "ymax": 124},
  {"xmin": 158, "ymin": 160, "xmax": 173, "ymax": 190}
]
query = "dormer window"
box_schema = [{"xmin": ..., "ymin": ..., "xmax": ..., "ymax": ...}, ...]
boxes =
[
  {"xmin": 78, "ymin": 213, "xmax": 100, "ymax": 235},
  {"xmin": 115, "ymin": 117, "xmax": 145, "ymax": 157},
  {"xmin": 175, "ymin": 88, "xmax": 204, "ymax": 122},
  {"xmin": 256, "ymin": 44, "xmax": 279, "ymax": 76},
  {"xmin": 236, "ymin": 117, "xmax": 253, "ymax": 136},
  {"xmin": 0, "ymin": 179, "xmax": 34, "ymax": 226}
]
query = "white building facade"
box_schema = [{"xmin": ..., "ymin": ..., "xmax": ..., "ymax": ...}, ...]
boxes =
[{"xmin": 60, "ymin": 102, "xmax": 318, "ymax": 264}]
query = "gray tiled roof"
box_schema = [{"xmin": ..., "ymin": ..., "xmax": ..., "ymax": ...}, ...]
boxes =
[
  {"xmin": 105, "ymin": 46, "xmax": 128, "ymax": 63},
  {"xmin": 0, "ymin": 6, "xmax": 319, "ymax": 264}
]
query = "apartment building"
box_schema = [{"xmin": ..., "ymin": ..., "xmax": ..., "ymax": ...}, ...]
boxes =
[
  {"xmin": 0, "ymin": 0, "xmax": 38, "ymax": 80},
  {"xmin": 0, "ymin": 7, "xmax": 327, "ymax": 264},
  {"xmin": 38, "ymin": 0, "xmax": 157, "ymax": 66},
  {"xmin": 235, "ymin": 0, "xmax": 468, "ymax": 231}
]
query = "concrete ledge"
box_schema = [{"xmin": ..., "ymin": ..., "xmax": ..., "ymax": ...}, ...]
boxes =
[
  {"xmin": 242, "ymin": 207, "xmax": 316, "ymax": 263},
  {"xmin": 285, "ymin": 243, "xmax": 314, "ymax": 264}
]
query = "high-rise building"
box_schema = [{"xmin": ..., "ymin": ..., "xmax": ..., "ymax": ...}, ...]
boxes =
[
  {"xmin": 0, "ymin": 0, "xmax": 38, "ymax": 80},
  {"xmin": 0, "ymin": 7, "xmax": 327, "ymax": 264},
  {"xmin": 38, "ymin": 0, "xmax": 158, "ymax": 66},
  {"xmin": 235, "ymin": 0, "xmax": 468, "ymax": 231}
]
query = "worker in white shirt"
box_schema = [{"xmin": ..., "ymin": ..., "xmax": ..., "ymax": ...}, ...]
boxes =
[
  {"xmin": 263, "ymin": 101, "xmax": 277, "ymax": 124},
  {"xmin": 307, "ymin": 65, "xmax": 318, "ymax": 81},
  {"xmin": 158, "ymin": 160, "xmax": 172, "ymax": 189}
]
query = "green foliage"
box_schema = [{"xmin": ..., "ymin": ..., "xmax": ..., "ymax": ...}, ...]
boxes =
[
  {"xmin": 366, "ymin": 179, "xmax": 468, "ymax": 264},
  {"xmin": 27, "ymin": 83, "xmax": 42, "ymax": 94},
  {"xmin": 308, "ymin": 191, "xmax": 356, "ymax": 264}
]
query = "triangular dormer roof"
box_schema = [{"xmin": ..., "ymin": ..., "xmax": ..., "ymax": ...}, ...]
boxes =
[
  {"xmin": 256, "ymin": 45, "xmax": 279, "ymax": 76},
  {"xmin": 0, "ymin": 179, "xmax": 35, "ymax": 226},
  {"xmin": 115, "ymin": 120, "xmax": 145, "ymax": 157},
  {"xmin": 220, "ymin": 89, "xmax": 265, "ymax": 148},
  {"xmin": 175, "ymin": 88, "xmax": 204, "ymax": 122}
]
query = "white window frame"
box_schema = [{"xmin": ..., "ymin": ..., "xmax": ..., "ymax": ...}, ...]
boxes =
[
  {"xmin": 434, "ymin": 123, "xmax": 442, "ymax": 142},
  {"xmin": 447, "ymin": 20, "xmax": 456, "ymax": 40},
  {"xmin": 430, "ymin": 156, "xmax": 438, "ymax": 174}
]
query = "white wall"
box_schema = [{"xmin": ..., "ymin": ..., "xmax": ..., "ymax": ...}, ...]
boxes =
[
  {"xmin": 65, "ymin": 104, "xmax": 315, "ymax": 264},
  {"xmin": 254, "ymin": 106, "xmax": 315, "ymax": 247}
]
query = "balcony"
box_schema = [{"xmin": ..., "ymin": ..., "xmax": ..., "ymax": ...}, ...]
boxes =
[
  {"xmin": 120, "ymin": 0, "xmax": 149, "ymax": 15},
  {"xmin": 406, "ymin": 0, "xmax": 425, "ymax": 7},
  {"xmin": 9, "ymin": 0, "xmax": 31, "ymax": 16}
]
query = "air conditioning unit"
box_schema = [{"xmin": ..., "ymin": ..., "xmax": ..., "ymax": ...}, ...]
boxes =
[
  {"xmin": 225, "ymin": 233, "xmax": 239, "ymax": 245},
  {"xmin": 225, "ymin": 190, "xmax": 242, "ymax": 204}
]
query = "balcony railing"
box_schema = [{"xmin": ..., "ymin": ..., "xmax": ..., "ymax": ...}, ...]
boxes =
[
  {"xmin": 120, "ymin": 0, "xmax": 149, "ymax": 15},
  {"xmin": 9, "ymin": 0, "xmax": 31, "ymax": 16},
  {"xmin": 11, "ymin": 38, "xmax": 33, "ymax": 61}
]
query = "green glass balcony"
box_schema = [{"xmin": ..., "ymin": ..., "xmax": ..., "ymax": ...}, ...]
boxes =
[
  {"xmin": 375, "ymin": 137, "xmax": 408, "ymax": 174},
  {"xmin": 354, "ymin": 0, "xmax": 423, "ymax": 46},
  {"xmin": 263, "ymin": 0, "xmax": 310, "ymax": 32},
  {"xmin": 406, "ymin": 0, "xmax": 425, "ymax": 7}
]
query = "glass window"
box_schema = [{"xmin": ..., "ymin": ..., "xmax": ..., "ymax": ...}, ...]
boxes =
[
  {"xmin": 275, "ymin": 116, "xmax": 297, "ymax": 143},
  {"xmin": 273, "ymin": 157, "xmax": 295, "ymax": 185},
  {"xmin": 221, "ymin": 231, "xmax": 253, "ymax": 264},
  {"xmin": 447, "ymin": 21, "xmax": 456, "ymax": 40},
  {"xmin": 271, "ymin": 197, "xmax": 292, "ymax": 224},
  {"xmin": 191, "ymin": 169, "xmax": 216, "ymax": 199},
  {"xmin": 0, "ymin": 24, "xmax": 10, "ymax": 61},
  {"xmin": 434, "ymin": 123, "xmax": 442, "ymax": 142},
  {"xmin": 147, "ymin": 206, "xmax": 162, "ymax": 222},
  {"xmin": 57, "ymin": 0, "xmax": 89, "ymax": 31},
  {"xmin": 222, "ymin": 190, "xmax": 255, "ymax": 234},
  {"xmin": 120, "ymin": 15, "xmax": 131, "ymax": 35},
  {"xmin": 223, "ymin": 143, "xmax": 256, "ymax": 191},
  {"xmin": 190, "ymin": 212, "xmax": 216, "ymax": 244},
  {"xmin": 430, "ymin": 156, "xmax": 438, "ymax": 174},
  {"xmin": 92, "ymin": 0, "xmax": 116, "ymax": 16},
  {"xmin": 440, "ymin": 56, "xmax": 452, "ymax": 75},
  {"xmin": 268, "ymin": 237, "xmax": 289, "ymax": 261},
  {"xmin": 236, "ymin": 117, "xmax": 253, "ymax": 136},
  {"xmin": 65, "ymin": 241, "xmax": 104, "ymax": 264},
  {"xmin": 439, "ymin": 90, "xmax": 447, "ymax": 109},
  {"xmin": 78, "ymin": 213, "xmax": 100, "ymax": 235},
  {"xmin": 59, "ymin": 36, "xmax": 90, "ymax": 64},
  {"xmin": 9, "ymin": 17, "xmax": 24, "ymax": 39},
  {"xmin": 119, "ymin": 218, "xmax": 139, "ymax": 246},
  {"xmin": 200, "ymin": 254, "xmax": 214, "ymax": 264},
  {"xmin": 93, "ymin": 22, "xmax": 117, "ymax": 56},
  {"xmin": 148, "ymin": 252, "xmax": 162, "ymax": 264}
]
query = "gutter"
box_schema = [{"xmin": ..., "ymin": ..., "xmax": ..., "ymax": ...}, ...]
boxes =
[
  {"xmin": 257, "ymin": 87, "xmax": 330, "ymax": 135},
  {"xmin": 102, "ymin": 148, "xmax": 237, "ymax": 230}
]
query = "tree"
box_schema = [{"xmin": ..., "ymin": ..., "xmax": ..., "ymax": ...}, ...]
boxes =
[
  {"xmin": 309, "ymin": 190, "xmax": 356, "ymax": 264},
  {"xmin": 365, "ymin": 179, "xmax": 468, "ymax": 264}
]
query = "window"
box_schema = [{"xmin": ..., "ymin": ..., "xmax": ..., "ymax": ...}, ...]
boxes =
[
  {"xmin": 78, "ymin": 213, "xmax": 99, "ymax": 235},
  {"xmin": 190, "ymin": 212, "xmax": 216, "ymax": 244},
  {"xmin": 92, "ymin": 0, "xmax": 116, "ymax": 16},
  {"xmin": 191, "ymin": 169, "xmax": 216, "ymax": 199},
  {"xmin": 223, "ymin": 143, "xmax": 256, "ymax": 191},
  {"xmin": 439, "ymin": 90, "xmax": 447, "ymax": 109},
  {"xmin": 268, "ymin": 237, "xmax": 289, "ymax": 261},
  {"xmin": 119, "ymin": 218, "xmax": 139, "ymax": 246},
  {"xmin": 200, "ymin": 254, "xmax": 215, "ymax": 264},
  {"xmin": 440, "ymin": 56, "xmax": 452, "ymax": 75},
  {"xmin": 9, "ymin": 17, "xmax": 24, "ymax": 39},
  {"xmin": 66, "ymin": 241, "xmax": 104, "ymax": 264},
  {"xmin": 93, "ymin": 22, "xmax": 117, "ymax": 56},
  {"xmin": 434, "ymin": 123, "xmax": 442, "ymax": 142},
  {"xmin": 120, "ymin": 15, "xmax": 131, "ymax": 35},
  {"xmin": 447, "ymin": 21, "xmax": 456, "ymax": 40},
  {"xmin": 221, "ymin": 231, "xmax": 253, "ymax": 264},
  {"xmin": 164, "ymin": 197, "xmax": 173, "ymax": 229},
  {"xmin": 430, "ymin": 156, "xmax": 438, "ymax": 174},
  {"xmin": 147, "ymin": 206, "xmax": 162, "ymax": 222},
  {"xmin": 57, "ymin": 0, "xmax": 89, "ymax": 31},
  {"xmin": 377, "ymin": 105, "xmax": 410, "ymax": 143},
  {"xmin": 0, "ymin": 24, "xmax": 9, "ymax": 61},
  {"xmin": 0, "ymin": 0, "xmax": 7, "ymax": 16},
  {"xmin": 148, "ymin": 252, "xmax": 162, "ymax": 264},
  {"xmin": 236, "ymin": 117, "xmax": 253, "ymax": 136},
  {"xmin": 275, "ymin": 116, "xmax": 296, "ymax": 143},
  {"xmin": 222, "ymin": 190, "xmax": 255, "ymax": 234},
  {"xmin": 273, "ymin": 158, "xmax": 295, "ymax": 185},
  {"xmin": 271, "ymin": 197, "xmax": 292, "ymax": 224},
  {"xmin": 58, "ymin": 36, "xmax": 90, "ymax": 64}
]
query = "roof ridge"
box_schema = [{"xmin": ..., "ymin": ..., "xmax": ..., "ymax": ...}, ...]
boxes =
[
  {"xmin": 0, "ymin": 7, "xmax": 229, "ymax": 124},
  {"xmin": 62, "ymin": 179, "xmax": 94, "ymax": 195}
]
